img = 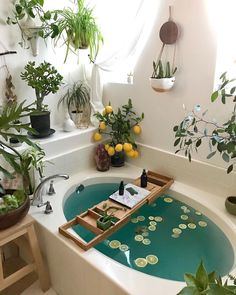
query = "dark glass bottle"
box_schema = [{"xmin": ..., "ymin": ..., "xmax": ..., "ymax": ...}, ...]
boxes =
[
  {"xmin": 140, "ymin": 169, "xmax": 148, "ymax": 188},
  {"xmin": 119, "ymin": 181, "xmax": 124, "ymax": 195}
]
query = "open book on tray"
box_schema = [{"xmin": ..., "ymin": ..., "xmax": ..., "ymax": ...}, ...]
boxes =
[{"xmin": 109, "ymin": 183, "xmax": 150, "ymax": 209}]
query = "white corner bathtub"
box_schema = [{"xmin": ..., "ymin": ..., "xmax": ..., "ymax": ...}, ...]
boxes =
[{"xmin": 29, "ymin": 165, "xmax": 236, "ymax": 295}]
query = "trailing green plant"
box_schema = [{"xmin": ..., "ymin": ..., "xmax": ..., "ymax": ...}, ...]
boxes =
[
  {"xmin": 0, "ymin": 101, "xmax": 41, "ymax": 193},
  {"xmin": 21, "ymin": 61, "xmax": 63, "ymax": 112},
  {"xmin": 173, "ymin": 72, "xmax": 236, "ymax": 174},
  {"xmin": 178, "ymin": 261, "xmax": 236, "ymax": 294},
  {"xmin": 151, "ymin": 60, "xmax": 177, "ymax": 79},
  {"xmin": 52, "ymin": 0, "xmax": 103, "ymax": 62},
  {"xmin": 99, "ymin": 202, "xmax": 125, "ymax": 223},
  {"xmin": 6, "ymin": 0, "xmax": 52, "ymax": 48},
  {"xmin": 58, "ymin": 82, "xmax": 90, "ymax": 114}
]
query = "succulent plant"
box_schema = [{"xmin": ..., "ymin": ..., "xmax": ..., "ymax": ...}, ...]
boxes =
[{"xmin": 94, "ymin": 144, "xmax": 110, "ymax": 171}]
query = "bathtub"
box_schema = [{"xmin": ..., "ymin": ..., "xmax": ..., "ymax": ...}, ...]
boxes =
[{"xmin": 29, "ymin": 165, "xmax": 236, "ymax": 295}]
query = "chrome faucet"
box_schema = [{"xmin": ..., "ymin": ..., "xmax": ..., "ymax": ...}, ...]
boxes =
[{"xmin": 31, "ymin": 174, "xmax": 69, "ymax": 206}]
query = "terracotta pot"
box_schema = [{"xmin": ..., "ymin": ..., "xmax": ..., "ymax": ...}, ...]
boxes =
[{"xmin": 0, "ymin": 190, "xmax": 30, "ymax": 230}]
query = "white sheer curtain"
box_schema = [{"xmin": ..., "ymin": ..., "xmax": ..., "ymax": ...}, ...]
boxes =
[{"xmin": 89, "ymin": 0, "xmax": 159, "ymax": 125}]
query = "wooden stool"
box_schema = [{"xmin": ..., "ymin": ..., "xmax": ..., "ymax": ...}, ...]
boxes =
[{"xmin": 0, "ymin": 215, "xmax": 50, "ymax": 292}]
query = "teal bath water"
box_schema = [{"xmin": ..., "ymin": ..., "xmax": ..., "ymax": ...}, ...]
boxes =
[{"xmin": 63, "ymin": 183, "xmax": 234, "ymax": 281}]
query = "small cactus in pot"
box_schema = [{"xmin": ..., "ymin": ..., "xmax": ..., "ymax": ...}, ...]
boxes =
[{"xmin": 94, "ymin": 144, "xmax": 110, "ymax": 171}]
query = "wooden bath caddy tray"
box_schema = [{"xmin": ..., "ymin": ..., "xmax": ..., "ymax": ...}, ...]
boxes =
[{"xmin": 59, "ymin": 171, "xmax": 174, "ymax": 251}]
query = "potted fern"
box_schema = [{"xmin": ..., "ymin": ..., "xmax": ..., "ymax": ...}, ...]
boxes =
[
  {"xmin": 149, "ymin": 60, "xmax": 177, "ymax": 92},
  {"xmin": 21, "ymin": 61, "xmax": 63, "ymax": 137}
]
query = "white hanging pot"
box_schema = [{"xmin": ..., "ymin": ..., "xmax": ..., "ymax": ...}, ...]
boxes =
[{"xmin": 149, "ymin": 77, "xmax": 175, "ymax": 93}]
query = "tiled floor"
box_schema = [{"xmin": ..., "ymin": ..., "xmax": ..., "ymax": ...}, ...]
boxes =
[{"xmin": 21, "ymin": 281, "xmax": 57, "ymax": 295}]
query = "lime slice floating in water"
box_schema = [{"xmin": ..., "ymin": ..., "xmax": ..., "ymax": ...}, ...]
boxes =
[
  {"xmin": 146, "ymin": 255, "xmax": 159, "ymax": 265},
  {"xmin": 171, "ymin": 234, "xmax": 180, "ymax": 238},
  {"xmin": 155, "ymin": 216, "xmax": 163, "ymax": 222},
  {"xmin": 188, "ymin": 223, "xmax": 196, "ymax": 229},
  {"xmin": 119, "ymin": 244, "xmax": 129, "ymax": 251},
  {"xmin": 198, "ymin": 221, "xmax": 207, "ymax": 227},
  {"xmin": 184, "ymin": 209, "xmax": 190, "ymax": 213},
  {"xmin": 131, "ymin": 218, "xmax": 139, "ymax": 223},
  {"xmin": 137, "ymin": 216, "xmax": 145, "ymax": 221},
  {"xmin": 181, "ymin": 206, "xmax": 187, "ymax": 210},
  {"xmin": 135, "ymin": 258, "xmax": 147, "ymax": 268},
  {"xmin": 181, "ymin": 215, "xmax": 189, "ymax": 220},
  {"xmin": 195, "ymin": 211, "xmax": 202, "ymax": 216},
  {"xmin": 179, "ymin": 224, "xmax": 187, "ymax": 230},
  {"xmin": 148, "ymin": 216, "xmax": 154, "ymax": 220},
  {"xmin": 164, "ymin": 197, "xmax": 173, "ymax": 203},
  {"xmin": 173, "ymin": 228, "xmax": 182, "ymax": 234},
  {"xmin": 134, "ymin": 235, "xmax": 144, "ymax": 242},
  {"xmin": 142, "ymin": 238, "xmax": 151, "ymax": 245},
  {"xmin": 148, "ymin": 225, "xmax": 156, "ymax": 231},
  {"xmin": 142, "ymin": 232, "xmax": 149, "ymax": 237},
  {"xmin": 149, "ymin": 221, "xmax": 157, "ymax": 226},
  {"xmin": 109, "ymin": 240, "xmax": 121, "ymax": 249}
]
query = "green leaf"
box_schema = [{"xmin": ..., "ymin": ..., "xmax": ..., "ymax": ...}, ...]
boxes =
[
  {"xmin": 207, "ymin": 151, "xmax": 217, "ymax": 159},
  {"xmin": 222, "ymin": 152, "xmax": 230, "ymax": 163},
  {"xmin": 174, "ymin": 138, "xmax": 181, "ymax": 146},
  {"xmin": 196, "ymin": 261, "xmax": 209, "ymax": 291},
  {"xmin": 15, "ymin": 4, "xmax": 23, "ymax": 14},
  {"xmin": 211, "ymin": 91, "xmax": 219, "ymax": 102},
  {"xmin": 173, "ymin": 125, "xmax": 179, "ymax": 132},
  {"xmin": 227, "ymin": 164, "xmax": 233, "ymax": 174},
  {"xmin": 177, "ymin": 286, "xmax": 201, "ymax": 295},
  {"xmin": 184, "ymin": 274, "xmax": 197, "ymax": 287},
  {"xmin": 196, "ymin": 139, "xmax": 202, "ymax": 148}
]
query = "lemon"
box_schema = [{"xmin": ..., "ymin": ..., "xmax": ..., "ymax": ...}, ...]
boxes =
[
  {"xmin": 99, "ymin": 121, "xmax": 106, "ymax": 130},
  {"xmin": 107, "ymin": 146, "xmax": 115, "ymax": 156},
  {"xmin": 133, "ymin": 125, "xmax": 142, "ymax": 135},
  {"xmin": 133, "ymin": 150, "xmax": 139, "ymax": 158},
  {"xmin": 93, "ymin": 132, "xmax": 102, "ymax": 141},
  {"xmin": 126, "ymin": 150, "xmax": 135, "ymax": 157},
  {"xmin": 105, "ymin": 105, "xmax": 113, "ymax": 114},
  {"xmin": 115, "ymin": 144, "xmax": 123, "ymax": 152},
  {"xmin": 123, "ymin": 143, "xmax": 132, "ymax": 152},
  {"xmin": 104, "ymin": 144, "xmax": 110, "ymax": 151},
  {"xmin": 102, "ymin": 109, "xmax": 106, "ymax": 116}
]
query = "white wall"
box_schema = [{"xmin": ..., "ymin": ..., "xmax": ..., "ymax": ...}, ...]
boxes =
[
  {"xmin": 0, "ymin": 0, "xmax": 87, "ymax": 126},
  {"xmin": 103, "ymin": 0, "xmax": 234, "ymax": 171}
]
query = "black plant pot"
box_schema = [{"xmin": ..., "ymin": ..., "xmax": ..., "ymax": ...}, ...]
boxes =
[
  {"xmin": 111, "ymin": 151, "xmax": 125, "ymax": 167},
  {"xmin": 225, "ymin": 196, "xmax": 236, "ymax": 216},
  {"xmin": 30, "ymin": 111, "xmax": 51, "ymax": 137}
]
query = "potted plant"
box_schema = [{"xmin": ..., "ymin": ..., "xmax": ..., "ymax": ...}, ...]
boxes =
[
  {"xmin": 149, "ymin": 60, "xmax": 177, "ymax": 92},
  {"xmin": 21, "ymin": 61, "xmax": 63, "ymax": 137},
  {"xmin": 96, "ymin": 203, "xmax": 124, "ymax": 231},
  {"xmin": 93, "ymin": 99, "xmax": 144, "ymax": 167},
  {"xmin": 58, "ymin": 82, "xmax": 91, "ymax": 128},
  {"xmin": 178, "ymin": 261, "xmax": 236, "ymax": 294},
  {"xmin": 51, "ymin": 0, "xmax": 103, "ymax": 63},
  {"xmin": 6, "ymin": 0, "xmax": 52, "ymax": 56},
  {"xmin": 0, "ymin": 101, "xmax": 44, "ymax": 228}
]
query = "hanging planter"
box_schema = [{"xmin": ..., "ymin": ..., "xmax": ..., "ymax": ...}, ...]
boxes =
[{"xmin": 150, "ymin": 6, "xmax": 179, "ymax": 93}]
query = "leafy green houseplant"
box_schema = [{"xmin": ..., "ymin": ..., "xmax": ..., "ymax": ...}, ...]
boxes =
[
  {"xmin": 6, "ymin": 0, "xmax": 52, "ymax": 55},
  {"xmin": 58, "ymin": 82, "xmax": 91, "ymax": 128},
  {"xmin": 178, "ymin": 261, "xmax": 236, "ymax": 295},
  {"xmin": 150, "ymin": 60, "xmax": 177, "ymax": 92},
  {"xmin": 0, "ymin": 101, "xmax": 46, "ymax": 228},
  {"xmin": 50, "ymin": 0, "xmax": 103, "ymax": 63},
  {"xmin": 21, "ymin": 61, "xmax": 63, "ymax": 137},
  {"xmin": 93, "ymin": 99, "xmax": 144, "ymax": 166},
  {"xmin": 173, "ymin": 72, "xmax": 236, "ymax": 174}
]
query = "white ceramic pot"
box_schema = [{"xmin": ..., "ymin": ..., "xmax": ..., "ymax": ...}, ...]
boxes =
[{"xmin": 149, "ymin": 77, "xmax": 175, "ymax": 92}]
